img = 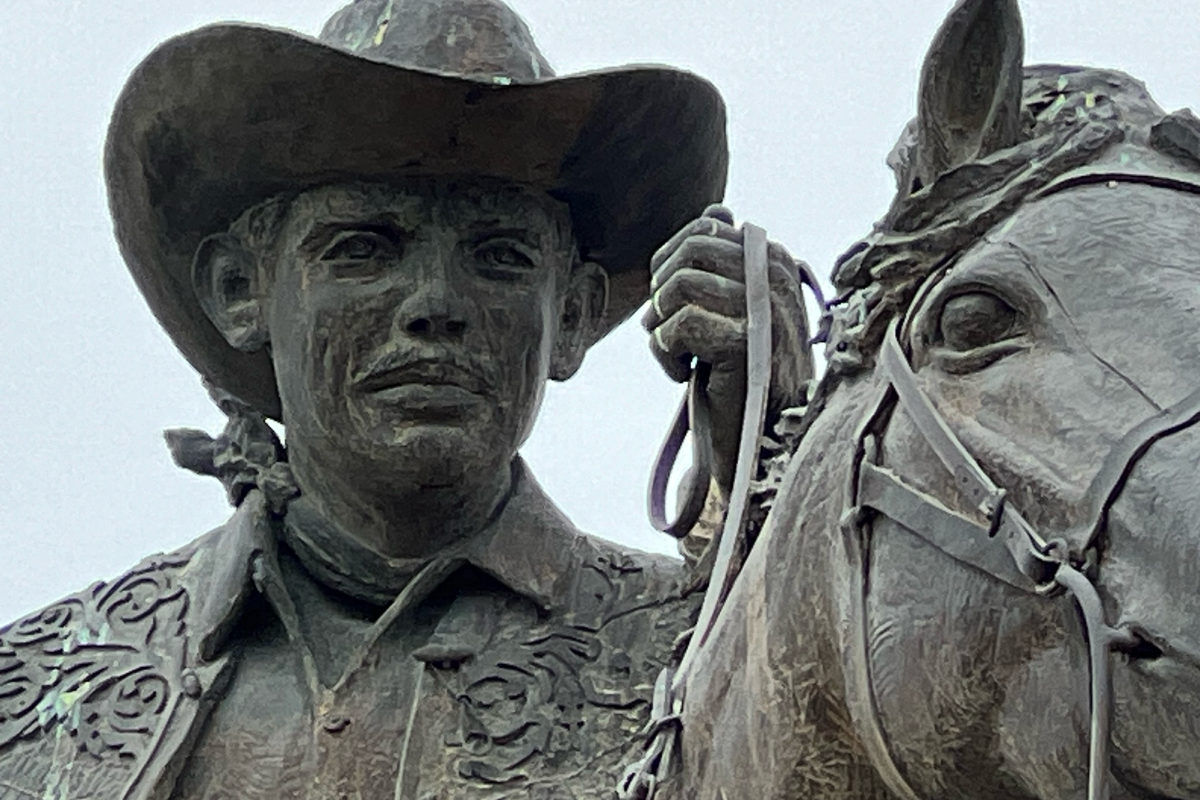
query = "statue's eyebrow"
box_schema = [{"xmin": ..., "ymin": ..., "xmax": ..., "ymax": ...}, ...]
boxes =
[
  {"xmin": 297, "ymin": 215, "xmax": 412, "ymax": 253},
  {"xmin": 466, "ymin": 224, "xmax": 543, "ymax": 250}
]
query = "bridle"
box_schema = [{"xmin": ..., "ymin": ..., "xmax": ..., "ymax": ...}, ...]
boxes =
[
  {"xmin": 845, "ymin": 298, "xmax": 1200, "ymax": 800},
  {"xmin": 624, "ymin": 173, "xmax": 1200, "ymax": 800},
  {"xmin": 843, "ymin": 170, "xmax": 1200, "ymax": 799}
]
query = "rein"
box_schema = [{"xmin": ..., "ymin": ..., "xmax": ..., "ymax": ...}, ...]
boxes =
[{"xmin": 622, "ymin": 224, "xmax": 775, "ymax": 799}]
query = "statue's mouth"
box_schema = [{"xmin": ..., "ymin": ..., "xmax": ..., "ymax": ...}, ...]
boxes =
[
  {"xmin": 355, "ymin": 359, "xmax": 489, "ymax": 396},
  {"xmin": 1108, "ymin": 630, "xmax": 1200, "ymax": 800},
  {"xmin": 1116, "ymin": 618, "xmax": 1200, "ymax": 678}
]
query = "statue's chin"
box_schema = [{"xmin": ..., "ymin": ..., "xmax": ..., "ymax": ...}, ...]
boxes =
[
  {"xmin": 1112, "ymin": 659, "xmax": 1200, "ymax": 799},
  {"xmin": 362, "ymin": 424, "xmax": 495, "ymax": 485}
]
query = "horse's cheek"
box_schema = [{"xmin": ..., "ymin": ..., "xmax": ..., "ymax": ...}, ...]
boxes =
[
  {"xmin": 993, "ymin": 638, "xmax": 1091, "ymax": 797},
  {"xmin": 865, "ymin": 518, "xmax": 1088, "ymax": 798}
]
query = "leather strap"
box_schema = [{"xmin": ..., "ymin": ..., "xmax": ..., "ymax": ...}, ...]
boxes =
[
  {"xmin": 673, "ymin": 222, "xmax": 773, "ymax": 686},
  {"xmin": 838, "ymin": 379, "xmax": 926, "ymax": 800},
  {"xmin": 1067, "ymin": 382, "xmax": 1200, "ymax": 551},
  {"xmin": 841, "ymin": 513, "xmax": 924, "ymax": 800},
  {"xmin": 649, "ymin": 365, "xmax": 714, "ymax": 538},
  {"xmin": 877, "ymin": 321, "xmax": 1057, "ymax": 589},
  {"xmin": 854, "ymin": 318, "xmax": 1200, "ymax": 800},
  {"xmin": 858, "ymin": 463, "xmax": 1040, "ymax": 592},
  {"xmin": 621, "ymin": 222, "xmax": 776, "ymax": 800}
]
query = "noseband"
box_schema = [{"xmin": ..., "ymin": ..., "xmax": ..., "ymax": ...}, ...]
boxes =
[{"xmin": 845, "ymin": 316, "xmax": 1200, "ymax": 800}]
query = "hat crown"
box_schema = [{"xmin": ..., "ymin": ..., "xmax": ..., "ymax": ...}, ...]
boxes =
[{"xmin": 320, "ymin": 0, "xmax": 554, "ymax": 83}]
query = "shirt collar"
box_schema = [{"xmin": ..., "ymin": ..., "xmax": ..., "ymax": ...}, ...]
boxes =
[{"xmin": 190, "ymin": 457, "xmax": 583, "ymax": 661}]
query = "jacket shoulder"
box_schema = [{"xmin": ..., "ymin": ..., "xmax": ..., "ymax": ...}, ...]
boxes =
[
  {"xmin": 0, "ymin": 521, "xmax": 236, "ymax": 799},
  {"xmin": 560, "ymin": 532, "xmax": 701, "ymax": 663}
]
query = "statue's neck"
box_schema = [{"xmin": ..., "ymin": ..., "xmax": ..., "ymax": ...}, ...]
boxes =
[{"xmin": 285, "ymin": 445, "xmax": 515, "ymax": 562}]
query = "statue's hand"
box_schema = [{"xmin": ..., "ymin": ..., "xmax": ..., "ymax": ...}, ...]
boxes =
[{"xmin": 643, "ymin": 205, "xmax": 812, "ymax": 492}]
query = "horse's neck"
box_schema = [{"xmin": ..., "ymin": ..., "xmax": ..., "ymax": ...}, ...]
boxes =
[
  {"xmin": 779, "ymin": 372, "xmax": 885, "ymax": 656},
  {"xmin": 713, "ymin": 371, "xmax": 895, "ymax": 798}
]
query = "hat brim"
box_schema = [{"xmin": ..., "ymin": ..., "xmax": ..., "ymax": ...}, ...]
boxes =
[{"xmin": 105, "ymin": 23, "xmax": 728, "ymax": 419}]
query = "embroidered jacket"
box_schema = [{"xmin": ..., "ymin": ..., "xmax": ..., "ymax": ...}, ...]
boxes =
[{"xmin": 0, "ymin": 464, "xmax": 698, "ymax": 799}]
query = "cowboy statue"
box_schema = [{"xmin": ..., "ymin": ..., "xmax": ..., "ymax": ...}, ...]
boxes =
[{"xmin": 0, "ymin": 0, "xmax": 813, "ymax": 798}]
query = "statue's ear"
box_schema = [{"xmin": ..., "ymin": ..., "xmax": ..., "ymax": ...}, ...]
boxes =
[
  {"xmin": 192, "ymin": 233, "xmax": 269, "ymax": 353},
  {"xmin": 912, "ymin": 0, "xmax": 1025, "ymax": 191},
  {"xmin": 550, "ymin": 261, "xmax": 608, "ymax": 382}
]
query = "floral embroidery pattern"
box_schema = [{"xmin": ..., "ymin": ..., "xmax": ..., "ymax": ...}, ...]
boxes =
[
  {"xmin": 0, "ymin": 559, "xmax": 189, "ymax": 759},
  {"xmin": 433, "ymin": 554, "xmax": 693, "ymax": 792}
]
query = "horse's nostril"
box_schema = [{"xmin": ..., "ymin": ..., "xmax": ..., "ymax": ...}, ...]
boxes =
[{"xmin": 1113, "ymin": 628, "xmax": 1164, "ymax": 661}]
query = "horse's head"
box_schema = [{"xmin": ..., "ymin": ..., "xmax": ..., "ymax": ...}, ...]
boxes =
[
  {"xmin": 815, "ymin": 1, "xmax": 1200, "ymax": 797},
  {"xmin": 870, "ymin": 177, "xmax": 1200, "ymax": 800}
]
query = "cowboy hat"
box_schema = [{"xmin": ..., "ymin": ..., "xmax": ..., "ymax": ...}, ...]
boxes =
[{"xmin": 105, "ymin": 0, "xmax": 728, "ymax": 418}]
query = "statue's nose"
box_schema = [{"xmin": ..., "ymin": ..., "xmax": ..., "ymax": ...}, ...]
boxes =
[{"xmin": 395, "ymin": 263, "xmax": 469, "ymax": 339}]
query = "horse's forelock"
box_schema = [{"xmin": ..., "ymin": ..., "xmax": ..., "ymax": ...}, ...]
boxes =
[{"xmin": 820, "ymin": 66, "xmax": 1192, "ymax": 383}]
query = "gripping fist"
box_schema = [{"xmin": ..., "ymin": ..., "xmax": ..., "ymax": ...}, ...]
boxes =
[{"xmin": 643, "ymin": 205, "xmax": 814, "ymax": 491}]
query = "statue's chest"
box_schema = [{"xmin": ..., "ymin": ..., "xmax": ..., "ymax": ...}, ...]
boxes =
[{"xmin": 170, "ymin": 583, "xmax": 680, "ymax": 800}]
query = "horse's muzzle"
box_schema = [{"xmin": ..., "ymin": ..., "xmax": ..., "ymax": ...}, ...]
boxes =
[{"xmin": 1098, "ymin": 422, "xmax": 1200, "ymax": 798}]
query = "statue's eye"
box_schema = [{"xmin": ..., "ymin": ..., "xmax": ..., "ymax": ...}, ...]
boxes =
[
  {"xmin": 938, "ymin": 291, "xmax": 1018, "ymax": 351},
  {"xmin": 320, "ymin": 231, "xmax": 399, "ymax": 280},
  {"xmin": 475, "ymin": 241, "xmax": 537, "ymax": 277},
  {"xmin": 322, "ymin": 233, "xmax": 386, "ymax": 262}
]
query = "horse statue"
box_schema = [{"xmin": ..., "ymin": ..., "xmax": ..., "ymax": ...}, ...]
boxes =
[{"xmin": 629, "ymin": 1, "xmax": 1200, "ymax": 798}]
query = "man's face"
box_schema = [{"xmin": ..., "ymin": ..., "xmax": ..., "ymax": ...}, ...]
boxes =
[{"xmin": 262, "ymin": 180, "xmax": 581, "ymax": 487}]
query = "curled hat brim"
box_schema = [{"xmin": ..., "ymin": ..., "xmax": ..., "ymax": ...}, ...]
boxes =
[{"xmin": 105, "ymin": 23, "xmax": 728, "ymax": 419}]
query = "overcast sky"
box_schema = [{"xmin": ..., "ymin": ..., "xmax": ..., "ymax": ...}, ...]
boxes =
[{"xmin": 1, "ymin": 0, "xmax": 1197, "ymax": 624}]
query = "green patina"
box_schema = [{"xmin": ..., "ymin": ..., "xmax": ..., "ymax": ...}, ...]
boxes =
[
  {"xmin": 41, "ymin": 725, "xmax": 76, "ymax": 800},
  {"xmin": 374, "ymin": 0, "xmax": 395, "ymax": 47},
  {"xmin": 36, "ymin": 679, "xmax": 90, "ymax": 729}
]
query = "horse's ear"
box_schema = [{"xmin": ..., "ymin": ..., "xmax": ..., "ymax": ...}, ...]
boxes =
[{"xmin": 912, "ymin": 0, "xmax": 1025, "ymax": 191}]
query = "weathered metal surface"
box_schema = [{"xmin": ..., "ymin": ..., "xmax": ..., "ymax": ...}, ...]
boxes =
[{"xmin": 651, "ymin": 1, "xmax": 1200, "ymax": 799}]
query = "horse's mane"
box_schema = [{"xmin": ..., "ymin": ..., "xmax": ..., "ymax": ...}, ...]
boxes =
[{"xmin": 819, "ymin": 65, "xmax": 1196, "ymax": 381}]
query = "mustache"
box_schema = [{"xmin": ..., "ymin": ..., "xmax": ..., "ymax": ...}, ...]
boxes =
[{"xmin": 352, "ymin": 348, "xmax": 496, "ymax": 395}]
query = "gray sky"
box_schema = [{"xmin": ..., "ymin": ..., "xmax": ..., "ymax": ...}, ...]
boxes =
[{"xmin": 1, "ymin": 0, "xmax": 1197, "ymax": 625}]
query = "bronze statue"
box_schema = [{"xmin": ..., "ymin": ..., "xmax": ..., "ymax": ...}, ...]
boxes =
[
  {"xmin": 629, "ymin": 1, "xmax": 1200, "ymax": 799},
  {"xmin": 0, "ymin": 1, "xmax": 810, "ymax": 797}
]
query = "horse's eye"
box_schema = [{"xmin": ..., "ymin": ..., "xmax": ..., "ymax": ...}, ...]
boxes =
[{"xmin": 939, "ymin": 291, "xmax": 1017, "ymax": 351}]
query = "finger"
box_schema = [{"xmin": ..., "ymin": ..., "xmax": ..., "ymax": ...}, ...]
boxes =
[
  {"xmin": 654, "ymin": 228, "xmax": 801, "ymax": 287},
  {"xmin": 701, "ymin": 204, "xmax": 736, "ymax": 226},
  {"xmin": 652, "ymin": 236, "xmax": 747, "ymax": 292},
  {"xmin": 768, "ymin": 259, "xmax": 807, "ymax": 314},
  {"xmin": 651, "ymin": 306, "xmax": 747, "ymax": 370},
  {"xmin": 767, "ymin": 255, "xmax": 805, "ymax": 298},
  {"xmin": 654, "ymin": 354, "xmax": 694, "ymax": 384},
  {"xmin": 642, "ymin": 268, "xmax": 746, "ymax": 331},
  {"xmin": 654, "ymin": 236, "xmax": 803, "ymax": 294},
  {"xmin": 646, "ymin": 255, "xmax": 804, "ymax": 338},
  {"xmin": 650, "ymin": 216, "xmax": 742, "ymax": 277},
  {"xmin": 647, "ymin": 328, "xmax": 693, "ymax": 383},
  {"xmin": 766, "ymin": 240, "xmax": 796, "ymax": 269}
]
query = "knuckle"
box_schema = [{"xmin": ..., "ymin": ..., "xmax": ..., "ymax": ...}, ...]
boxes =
[
  {"xmin": 678, "ymin": 239, "xmax": 742, "ymax": 274},
  {"xmin": 767, "ymin": 240, "xmax": 795, "ymax": 263},
  {"xmin": 702, "ymin": 203, "xmax": 735, "ymax": 222}
]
